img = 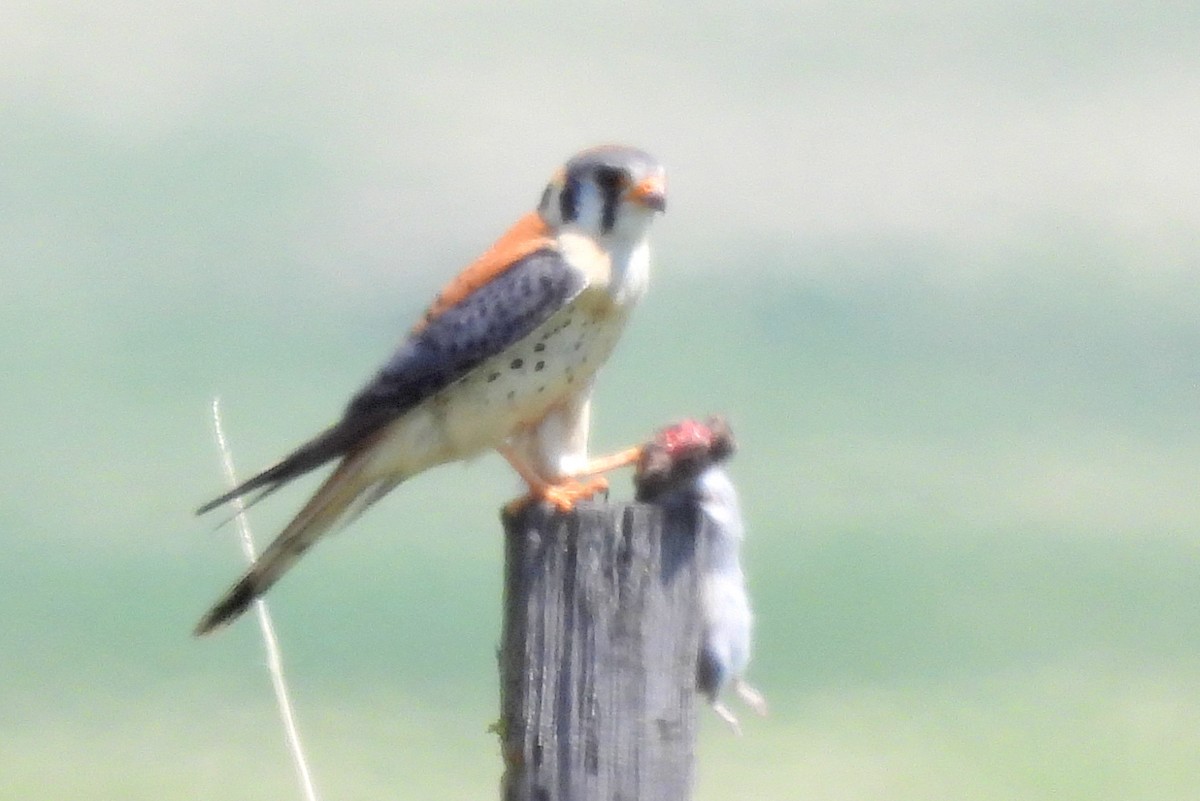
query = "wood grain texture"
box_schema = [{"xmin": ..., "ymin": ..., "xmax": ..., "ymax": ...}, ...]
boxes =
[{"xmin": 499, "ymin": 501, "xmax": 704, "ymax": 801}]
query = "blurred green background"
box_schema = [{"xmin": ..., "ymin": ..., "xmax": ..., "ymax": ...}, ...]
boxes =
[{"xmin": 4, "ymin": 2, "xmax": 1198, "ymax": 799}]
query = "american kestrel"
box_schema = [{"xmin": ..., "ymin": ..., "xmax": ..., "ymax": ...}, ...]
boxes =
[
  {"xmin": 634, "ymin": 418, "xmax": 768, "ymax": 734},
  {"xmin": 195, "ymin": 145, "xmax": 666, "ymax": 636}
]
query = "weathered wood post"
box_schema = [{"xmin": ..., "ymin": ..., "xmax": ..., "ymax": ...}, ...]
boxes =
[{"xmin": 499, "ymin": 499, "xmax": 705, "ymax": 801}]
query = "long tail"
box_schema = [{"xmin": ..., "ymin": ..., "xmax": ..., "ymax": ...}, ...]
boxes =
[
  {"xmin": 194, "ymin": 454, "xmax": 401, "ymax": 636},
  {"xmin": 196, "ymin": 414, "xmax": 390, "ymax": 516}
]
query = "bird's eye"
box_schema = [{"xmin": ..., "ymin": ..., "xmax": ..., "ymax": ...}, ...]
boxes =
[{"xmin": 595, "ymin": 167, "xmax": 628, "ymax": 191}]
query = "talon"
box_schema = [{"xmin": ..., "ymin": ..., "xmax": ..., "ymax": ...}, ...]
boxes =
[
  {"xmin": 541, "ymin": 475, "xmax": 608, "ymax": 512},
  {"xmin": 505, "ymin": 475, "xmax": 609, "ymax": 514}
]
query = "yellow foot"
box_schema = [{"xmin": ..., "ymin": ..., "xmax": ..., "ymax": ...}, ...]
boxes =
[
  {"xmin": 541, "ymin": 475, "xmax": 608, "ymax": 512},
  {"xmin": 504, "ymin": 475, "xmax": 609, "ymax": 515}
]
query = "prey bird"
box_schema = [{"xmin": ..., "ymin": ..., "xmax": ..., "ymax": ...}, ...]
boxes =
[{"xmin": 195, "ymin": 145, "xmax": 666, "ymax": 636}]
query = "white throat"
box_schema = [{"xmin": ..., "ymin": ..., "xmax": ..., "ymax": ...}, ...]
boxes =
[{"xmin": 607, "ymin": 236, "xmax": 651, "ymax": 306}]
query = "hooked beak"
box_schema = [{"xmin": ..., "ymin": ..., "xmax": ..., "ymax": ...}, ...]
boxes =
[{"xmin": 627, "ymin": 174, "xmax": 667, "ymax": 212}]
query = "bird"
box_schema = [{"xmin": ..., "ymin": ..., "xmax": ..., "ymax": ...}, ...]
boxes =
[
  {"xmin": 194, "ymin": 144, "xmax": 666, "ymax": 636},
  {"xmin": 634, "ymin": 417, "xmax": 768, "ymax": 734}
]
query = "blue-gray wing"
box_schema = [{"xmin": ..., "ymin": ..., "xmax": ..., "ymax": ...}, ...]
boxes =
[
  {"xmin": 347, "ymin": 247, "xmax": 586, "ymax": 418},
  {"xmin": 197, "ymin": 247, "xmax": 584, "ymax": 513}
]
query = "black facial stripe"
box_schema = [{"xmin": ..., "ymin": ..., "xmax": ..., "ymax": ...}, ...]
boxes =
[
  {"xmin": 601, "ymin": 186, "xmax": 619, "ymax": 232},
  {"xmin": 560, "ymin": 175, "xmax": 579, "ymax": 222},
  {"xmin": 559, "ymin": 166, "xmax": 629, "ymax": 231},
  {"xmin": 596, "ymin": 167, "xmax": 625, "ymax": 233}
]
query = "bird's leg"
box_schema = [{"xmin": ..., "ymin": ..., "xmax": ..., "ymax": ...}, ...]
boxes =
[
  {"xmin": 574, "ymin": 446, "xmax": 643, "ymax": 479},
  {"xmin": 537, "ymin": 446, "xmax": 643, "ymax": 508},
  {"xmin": 498, "ymin": 444, "xmax": 609, "ymax": 513}
]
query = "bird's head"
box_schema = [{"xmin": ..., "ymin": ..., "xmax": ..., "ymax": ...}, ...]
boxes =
[{"xmin": 537, "ymin": 145, "xmax": 666, "ymax": 245}]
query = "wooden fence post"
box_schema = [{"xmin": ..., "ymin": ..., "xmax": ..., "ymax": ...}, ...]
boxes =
[{"xmin": 498, "ymin": 500, "xmax": 705, "ymax": 801}]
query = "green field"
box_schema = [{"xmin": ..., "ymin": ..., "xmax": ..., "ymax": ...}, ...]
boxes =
[{"xmin": 4, "ymin": 3, "xmax": 1198, "ymax": 799}]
